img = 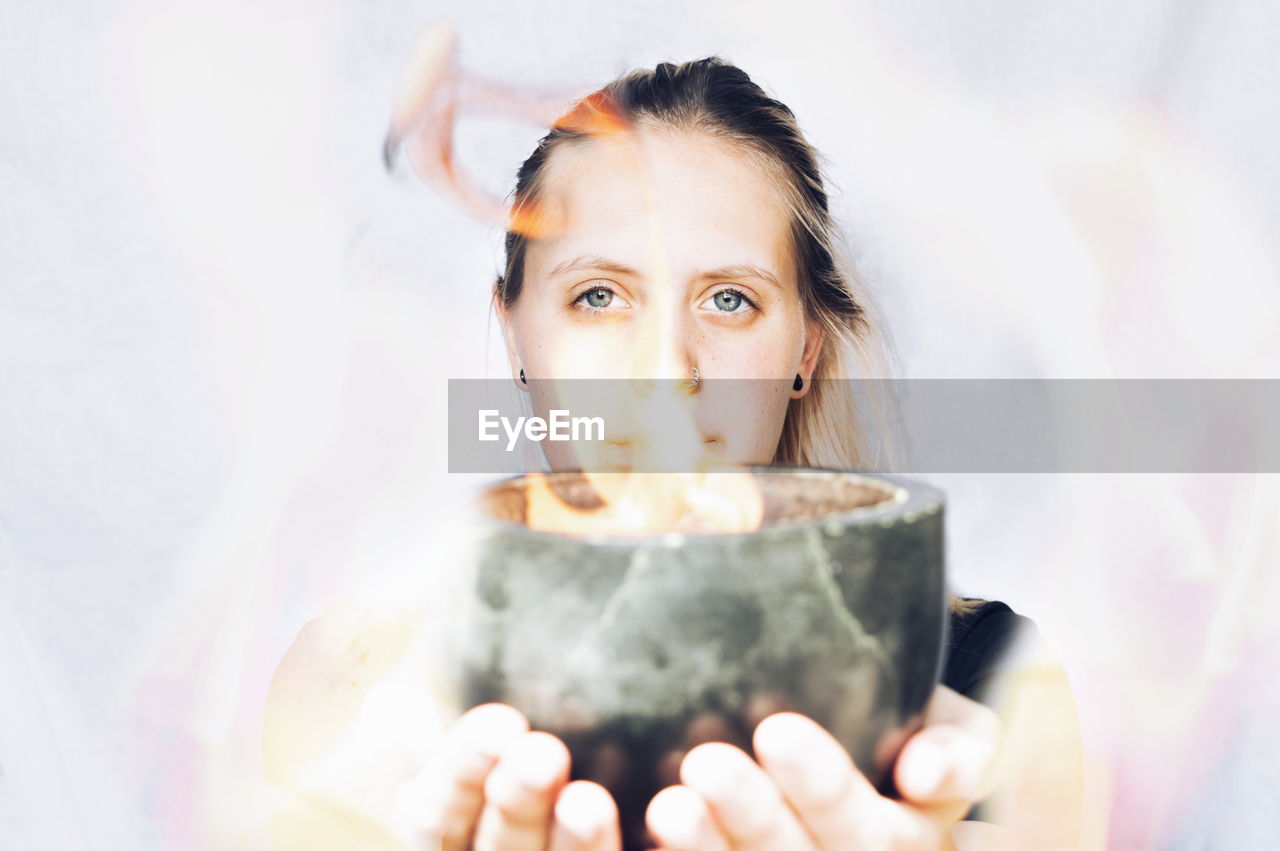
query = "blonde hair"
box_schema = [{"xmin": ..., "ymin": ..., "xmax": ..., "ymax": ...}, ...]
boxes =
[{"xmin": 767, "ymin": 177, "xmax": 901, "ymax": 472}]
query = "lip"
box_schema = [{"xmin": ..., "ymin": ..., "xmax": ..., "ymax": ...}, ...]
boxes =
[
  {"xmin": 596, "ymin": 438, "xmax": 724, "ymax": 470},
  {"xmin": 602, "ymin": 438, "xmax": 722, "ymax": 447}
]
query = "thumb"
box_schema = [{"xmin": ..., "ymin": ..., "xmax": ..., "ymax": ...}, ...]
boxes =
[{"xmin": 896, "ymin": 721, "xmax": 999, "ymax": 807}]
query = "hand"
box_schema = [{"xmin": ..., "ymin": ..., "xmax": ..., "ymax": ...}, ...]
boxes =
[
  {"xmin": 402, "ymin": 703, "xmax": 621, "ymax": 851},
  {"xmin": 645, "ymin": 685, "xmax": 1000, "ymax": 850}
]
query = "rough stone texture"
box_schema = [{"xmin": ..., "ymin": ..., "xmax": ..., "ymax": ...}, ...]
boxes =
[{"xmin": 455, "ymin": 470, "xmax": 945, "ymax": 849}]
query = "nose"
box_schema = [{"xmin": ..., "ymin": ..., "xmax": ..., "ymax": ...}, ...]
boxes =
[{"xmin": 625, "ymin": 291, "xmax": 698, "ymax": 386}]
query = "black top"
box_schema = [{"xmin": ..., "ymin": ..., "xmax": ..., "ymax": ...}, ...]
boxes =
[
  {"xmin": 941, "ymin": 597, "xmax": 1034, "ymax": 705},
  {"xmin": 937, "ymin": 597, "xmax": 1035, "ymax": 821}
]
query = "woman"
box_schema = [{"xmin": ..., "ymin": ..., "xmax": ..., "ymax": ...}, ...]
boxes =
[{"xmin": 414, "ymin": 58, "xmax": 1085, "ymax": 849}]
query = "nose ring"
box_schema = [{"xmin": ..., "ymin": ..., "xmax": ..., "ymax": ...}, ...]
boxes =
[{"xmin": 684, "ymin": 366, "xmax": 701, "ymax": 390}]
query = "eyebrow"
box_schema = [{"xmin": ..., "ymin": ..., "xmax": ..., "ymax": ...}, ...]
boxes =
[
  {"xmin": 548, "ymin": 255, "xmax": 640, "ymax": 278},
  {"xmin": 547, "ymin": 255, "xmax": 783, "ymax": 290},
  {"xmin": 697, "ymin": 264, "xmax": 783, "ymax": 291}
]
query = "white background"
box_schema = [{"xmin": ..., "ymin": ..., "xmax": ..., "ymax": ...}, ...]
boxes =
[{"xmin": 2, "ymin": 0, "xmax": 1278, "ymax": 847}]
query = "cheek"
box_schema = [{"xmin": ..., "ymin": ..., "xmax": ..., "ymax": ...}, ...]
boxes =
[
  {"xmin": 549, "ymin": 334, "xmax": 635, "ymax": 379},
  {"xmin": 703, "ymin": 316, "xmax": 808, "ymax": 379},
  {"xmin": 512, "ymin": 309, "xmax": 628, "ymax": 379},
  {"xmin": 696, "ymin": 379, "xmax": 793, "ymax": 463}
]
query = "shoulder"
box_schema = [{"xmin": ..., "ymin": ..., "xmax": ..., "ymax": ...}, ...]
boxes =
[{"xmin": 941, "ymin": 598, "xmax": 1038, "ymax": 705}]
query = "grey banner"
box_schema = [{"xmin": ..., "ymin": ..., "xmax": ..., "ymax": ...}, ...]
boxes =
[{"xmin": 448, "ymin": 379, "xmax": 1280, "ymax": 473}]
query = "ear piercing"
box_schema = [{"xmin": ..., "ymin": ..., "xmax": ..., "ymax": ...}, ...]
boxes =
[
  {"xmin": 520, "ymin": 368, "xmax": 527, "ymax": 385},
  {"xmin": 793, "ymin": 374, "xmax": 804, "ymax": 392}
]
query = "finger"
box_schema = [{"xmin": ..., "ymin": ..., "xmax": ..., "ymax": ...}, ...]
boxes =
[
  {"xmin": 473, "ymin": 731, "xmax": 571, "ymax": 851},
  {"xmin": 679, "ymin": 742, "xmax": 815, "ymax": 850},
  {"xmin": 897, "ymin": 686, "xmax": 1001, "ymax": 807},
  {"xmin": 895, "ymin": 722, "xmax": 997, "ymax": 807},
  {"xmin": 645, "ymin": 785, "xmax": 730, "ymax": 851},
  {"xmin": 753, "ymin": 712, "xmax": 905, "ymax": 850},
  {"xmin": 421, "ymin": 703, "xmax": 529, "ymax": 851},
  {"xmin": 548, "ymin": 781, "xmax": 621, "ymax": 851}
]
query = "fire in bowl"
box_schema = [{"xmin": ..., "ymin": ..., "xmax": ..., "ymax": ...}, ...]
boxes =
[{"xmin": 454, "ymin": 467, "xmax": 946, "ymax": 848}]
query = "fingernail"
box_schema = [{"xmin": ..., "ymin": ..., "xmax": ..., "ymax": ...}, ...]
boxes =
[
  {"xmin": 679, "ymin": 744, "xmax": 742, "ymax": 796},
  {"xmin": 900, "ymin": 739, "xmax": 946, "ymax": 797},
  {"xmin": 459, "ymin": 704, "xmax": 528, "ymax": 758},
  {"xmin": 505, "ymin": 733, "xmax": 567, "ymax": 789},
  {"xmin": 754, "ymin": 713, "xmax": 846, "ymax": 785},
  {"xmin": 754, "ymin": 713, "xmax": 820, "ymax": 761},
  {"xmin": 555, "ymin": 783, "xmax": 606, "ymax": 841},
  {"xmin": 647, "ymin": 786, "xmax": 706, "ymax": 847}
]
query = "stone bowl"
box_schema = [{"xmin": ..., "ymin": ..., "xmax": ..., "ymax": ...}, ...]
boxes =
[{"xmin": 453, "ymin": 467, "xmax": 946, "ymax": 848}]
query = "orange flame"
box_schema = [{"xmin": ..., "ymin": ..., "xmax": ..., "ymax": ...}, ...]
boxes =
[
  {"xmin": 385, "ymin": 22, "xmax": 632, "ymax": 241},
  {"xmin": 523, "ymin": 470, "xmax": 765, "ymax": 536}
]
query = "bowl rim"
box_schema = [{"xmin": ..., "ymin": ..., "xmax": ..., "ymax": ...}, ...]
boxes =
[{"xmin": 475, "ymin": 466, "xmax": 945, "ymax": 548}]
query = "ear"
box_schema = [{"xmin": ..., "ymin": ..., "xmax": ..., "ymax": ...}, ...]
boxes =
[
  {"xmin": 791, "ymin": 320, "xmax": 825, "ymax": 399},
  {"xmin": 492, "ymin": 284, "xmax": 528, "ymax": 392}
]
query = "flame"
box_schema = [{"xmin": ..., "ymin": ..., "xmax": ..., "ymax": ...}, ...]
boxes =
[
  {"xmin": 523, "ymin": 469, "xmax": 766, "ymax": 536},
  {"xmin": 515, "ymin": 374, "xmax": 767, "ymax": 536},
  {"xmin": 385, "ymin": 21, "xmax": 624, "ymax": 241}
]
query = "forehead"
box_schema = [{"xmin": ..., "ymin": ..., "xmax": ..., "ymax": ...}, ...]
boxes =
[{"xmin": 529, "ymin": 128, "xmax": 795, "ymax": 279}]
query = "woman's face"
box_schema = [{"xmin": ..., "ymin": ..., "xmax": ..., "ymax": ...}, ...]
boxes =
[{"xmin": 498, "ymin": 128, "xmax": 823, "ymax": 468}]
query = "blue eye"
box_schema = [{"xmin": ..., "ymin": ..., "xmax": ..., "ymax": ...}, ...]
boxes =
[
  {"xmin": 582, "ymin": 288, "xmax": 613, "ymax": 309},
  {"xmin": 712, "ymin": 290, "xmax": 744, "ymax": 311}
]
